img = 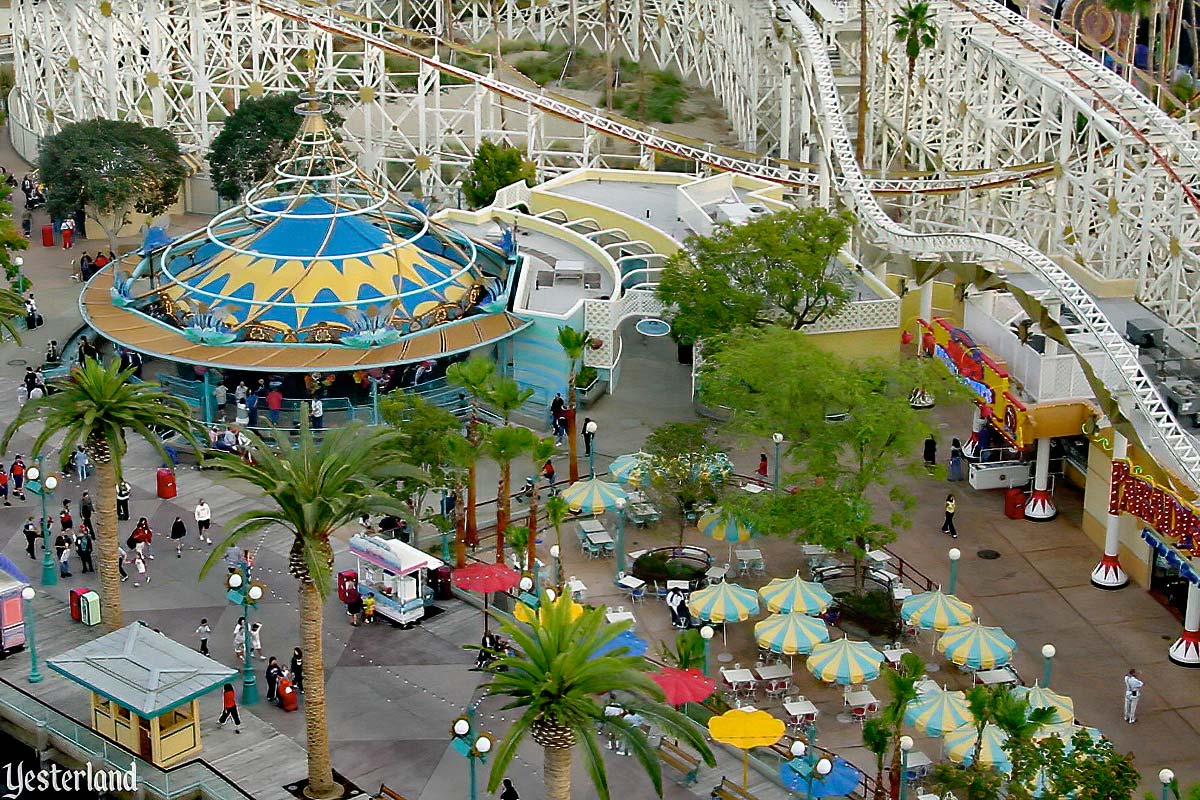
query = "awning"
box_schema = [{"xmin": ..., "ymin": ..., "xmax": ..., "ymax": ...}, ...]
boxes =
[{"xmin": 1142, "ymin": 529, "xmax": 1200, "ymax": 584}]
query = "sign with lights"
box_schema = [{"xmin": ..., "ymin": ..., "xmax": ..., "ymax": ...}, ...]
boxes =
[
  {"xmin": 1110, "ymin": 459, "xmax": 1200, "ymax": 551},
  {"xmin": 919, "ymin": 318, "xmax": 1029, "ymax": 447}
]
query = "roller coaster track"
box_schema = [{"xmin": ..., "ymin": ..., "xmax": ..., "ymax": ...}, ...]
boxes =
[
  {"xmin": 257, "ymin": 0, "xmax": 1056, "ymax": 195},
  {"xmin": 781, "ymin": 0, "xmax": 1200, "ymax": 494}
]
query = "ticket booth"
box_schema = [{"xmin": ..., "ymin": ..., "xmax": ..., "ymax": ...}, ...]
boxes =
[{"xmin": 48, "ymin": 624, "xmax": 234, "ymax": 767}]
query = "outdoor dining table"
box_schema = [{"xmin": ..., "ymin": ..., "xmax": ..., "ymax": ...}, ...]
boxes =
[
  {"xmin": 566, "ymin": 578, "xmax": 588, "ymax": 600},
  {"xmin": 720, "ymin": 667, "xmax": 755, "ymax": 687},
  {"xmin": 579, "ymin": 519, "xmax": 606, "ymax": 534},
  {"xmin": 587, "ymin": 530, "xmax": 615, "ymax": 546},
  {"xmin": 892, "ymin": 585, "xmax": 914, "ymax": 601},
  {"xmin": 865, "ymin": 549, "xmax": 892, "ymax": 564},
  {"xmin": 705, "ymin": 564, "xmax": 728, "ymax": 581},
  {"xmin": 666, "ymin": 580, "xmax": 691, "ymax": 590},
  {"xmin": 846, "ymin": 689, "xmax": 878, "ymax": 707},
  {"xmin": 882, "ymin": 647, "xmax": 911, "ymax": 666},
  {"xmin": 617, "ymin": 575, "xmax": 645, "ymax": 591},
  {"xmin": 606, "ymin": 609, "xmax": 636, "ymax": 625},
  {"xmin": 905, "ymin": 750, "xmax": 933, "ymax": 773},
  {"xmin": 800, "ymin": 544, "xmax": 830, "ymax": 556},
  {"xmin": 629, "ymin": 502, "xmax": 660, "ymax": 525},
  {"xmin": 735, "ymin": 548, "xmax": 763, "ymax": 563},
  {"xmin": 783, "ymin": 699, "xmax": 819, "ymax": 719},
  {"xmin": 974, "ymin": 667, "xmax": 1019, "ymax": 686},
  {"xmin": 754, "ymin": 663, "xmax": 792, "ymax": 681}
]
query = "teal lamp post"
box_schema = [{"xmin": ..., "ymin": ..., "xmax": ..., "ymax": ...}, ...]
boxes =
[
  {"xmin": 614, "ymin": 497, "xmax": 627, "ymax": 576},
  {"xmin": 451, "ymin": 711, "xmax": 493, "ymax": 800},
  {"xmin": 21, "ymin": 586, "xmax": 42, "ymax": 684},
  {"xmin": 700, "ymin": 624, "xmax": 714, "ymax": 675},
  {"xmin": 1041, "ymin": 644, "xmax": 1056, "ymax": 688},
  {"xmin": 1160, "ymin": 769, "xmax": 1175, "ymax": 800},
  {"xmin": 947, "ymin": 547, "xmax": 962, "ymax": 594},
  {"xmin": 226, "ymin": 565, "xmax": 266, "ymax": 704},
  {"xmin": 790, "ymin": 738, "xmax": 832, "ymax": 800},
  {"xmin": 25, "ymin": 460, "xmax": 59, "ymax": 587},
  {"xmin": 899, "ymin": 735, "xmax": 914, "ymax": 800},
  {"xmin": 585, "ymin": 419, "xmax": 598, "ymax": 477},
  {"xmin": 772, "ymin": 433, "xmax": 784, "ymax": 494}
]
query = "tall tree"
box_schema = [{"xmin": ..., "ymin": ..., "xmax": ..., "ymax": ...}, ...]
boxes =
[
  {"xmin": 448, "ymin": 357, "xmax": 498, "ymax": 547},
  {"xmin": 201, "ymin": 422, "xmax": 417, "ymax": 800},
  {"xmin": 380, "ymin": 391, "xmax": 462, "ymax": 525},
  {"xmin": 881, "ymin": 653, "xmax": 924, "ymax": 798},
  {"xmin": 485, "ymin": 595, "xmax": 715, "ymax": 800},
  {"xmin": 461, "ymin": 140, "xmax": 536, "ymax": 208},
  {"xmin": 655, "ymin": 207, "xmax": 856, "ymax": 345},
  {"xmin": 0, "ymin": 181, "xmax": 29, "ymax": 295},
  {"xmin": 0, "ymin": 287, "xmax": 26, "ymax": 344},
  {"xmin": 526, "ymin": 435, "xmax": 558, "ymax": 576},
  {"xmin": 3, "ymin": 360, "xmax": 200, "ymax": 628},
  {"xmin": 557, "ymin": 325, "xmax": 590, "ymax": 482},
  {"xmin": 643, "ymin": 422, "xmax": 723, "ymax": 545},
  {"xmin": 482, "ymin": 423, "xmax": 535, "ymax": 563},
  {"xmin": 544, "ymin": 493, "xmax": 570, "ymax": 587},
  {"xmin": 862, "ymin": 719, "xmax": 891, "ymax": 800},
  {"xmin": 890, "ymin": 1, "xmax": 937, "ymax": 168},
  {"xmin": 39, "ymin": 119, "xmax": 188, "ymax": 252}
]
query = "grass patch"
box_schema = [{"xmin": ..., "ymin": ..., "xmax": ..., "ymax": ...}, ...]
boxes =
[{"xmin": 612, "ymin": 69, "xmax": 690, "ymax": 123}]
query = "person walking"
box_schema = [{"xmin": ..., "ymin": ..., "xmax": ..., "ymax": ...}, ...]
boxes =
[
  {"xmin": 22, "ymin": 517, "xmax": 37, "ymax": 559},
  {"xmin": 948, "ymin": 438, "xmax": 965, "ymax": 482},
  {"xmin": 195, "ymin": 618, "xmax": 211, "ymax": 656},
  {"xmin": 195, "ymin": 499, "xmax": 213, "ymax": 544},
  {"xmin": 131, "ymin": 517, "xmax": 154, "ymax": 559},
  {"xmin": 1124, "ymin": 668, "xmax": 1144, "ymax": 723},
  {"xmin": 233, "ymin": 616, "xmax": 246, "ymax": 661},
  {"xmin": 217, "ymin": 683, "xmax": 242, "ymax": 733},
  {"xmin": 117, "ymin": 544, "xmax": 128, "ymax": 582},
  {"xmin": 213, "ymin": 381, "xmax": 229, "ymax": 422},
  {"xmin": 171, "ymin": 516, "xmax": 187, "ymax": 557},
  {"xmin": 942, "ymin": 494, "xmax": 958, "ymax": 539},
  {"xmin": 60, "ymin": 216, "xmax": 75, "ymax": 249},
  {"xmin": 55, "ymin": 533, "xmax": 72, "ymax": 577},
  {"xmin": 250, "ymin": 622, "xmax": 264, "ymax": 660},
  {"xmin": 499, "ymin": 778, "xmax": 520, "ymax": 800},
  {"xmin": 267, "ymin": 387, "xmax": 283, "ymax": 425},
  {"xmin": 76, "ymin": 527, "xmax": 95, "ymax": 574},
  {"xmin": 265, "ymin": 657, "xmax": 283, "ymax": 704},
  {"xmin": 80, "ymin": 491, "xmax": 94, "ymax": 528},
  {"xmin": 923, "ymin": 434, "xmax": 937, "ymax": 471},
  {"xmin": 756, "ymin": 452, "xmax": 769, "ymax": 486},
  {"xmin": 11, "ymin": 456, "xmax": 26, "ymax": 501},
  {"xmin": 246, "ymin": 389, "xmax": 260, "ymax": 428},
  {"xmin": 290, "ymin": 647, "xmax": 304, "ymax": 692},
  {"xmin": 582, "ymin": 417, "xmax": 596, "ymax": 457},
  {"xmin": 132, "ymin": 545, "xmax": 149, "ymax": 586},
  {"xmin": 0, "ymin": 465, "xmax": 9, "ymax": 507},
  {"xmin": 550, "ymin": 393, "xmax": 566, "ymax": 446},
  {"xmin": 74, "ymin": 446, "xmax": 91, "ymax": 482},
  {"xmin": 116, "ymin": 480, "xmax": 131, "ymax": 521},
  {"xmin": 59, "ymin": 500, "xmax": 74, "ymax": 534}
]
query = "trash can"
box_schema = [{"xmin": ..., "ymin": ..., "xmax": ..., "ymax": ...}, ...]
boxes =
[
  {"xmin": 1004, "ymin": 487, "xmax": 1026, "ymax": 520},
  {"xmin": 41, "ymin": 225, "xmax": 54, "ymax": 247},
  {"xmin": 156, "ymin": 467, "xmax": 177, "ymax": 499},
  {"xmin": 69, "ymin": 587, "xmax": 90, "ymax": 622},
  {"xmin": 337, "ymin": 570, "xmax": 358, "ymax": 603},
  {"xmin": 434, "ymin": 565, "xmax": 452, "ymax": 601},
  {"xmin": 80, "ymin": 591, "xmax": 102, "ymax": 626}
]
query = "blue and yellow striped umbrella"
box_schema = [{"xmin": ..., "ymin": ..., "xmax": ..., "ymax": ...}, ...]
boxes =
[
  {"xmin": 905, "ymin": 689, "xmax": 971, "ymax": 736},
  {"xmin": 1033, "ymin": 723, "xmax": 1101, "ymax": 752},
  {"xmin": 945, "ymin": 723, "xmax": 1011, "ymax": 773},
  {"xmin": 806, "ymin": 638, "xmax": 883, "ymax": 685},
  {"xmin": 609, "ymin": 452, "xmax": 652, "ymax": 486},
  {"xmin": 687, "ymin": 580, "xmax": 760, "ymax": 624},
  {"xmin": 901, "ymin": 590, "xmax": 974, "ymax": 632},
  {"xmin": 698, "ymin": 508, "xmax": 756, "ymax": 544},
  {"xmin": 937, "ymin": 621, "xmax": 1016, "ymax": 670},
  {"xmin": 1013, "ymin": 685, "xmax": 1074, "ymax": 726},
  {"xmin": 698, "ymin": 452, "xmax": 734, "ymax": 481},
  {"xmin": 755, "ymin": 612, "xmax": 830, "ymax": 656},
  {"xmin": 560, "ymin": 477, "xmax": 628, "ymax": 514},
  {"xmin": 759, "ymin": 573, "xmax": 833, "ymax": 615}
]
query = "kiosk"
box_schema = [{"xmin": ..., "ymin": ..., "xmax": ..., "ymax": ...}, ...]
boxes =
[{"xmin": 349, "ymin": 534, "xmax": 444, "ymax": 626}]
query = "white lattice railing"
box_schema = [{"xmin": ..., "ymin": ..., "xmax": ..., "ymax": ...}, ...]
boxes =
[{"xmin": 804, "ymin": 297, "xmax": 901, "ymax": 334}]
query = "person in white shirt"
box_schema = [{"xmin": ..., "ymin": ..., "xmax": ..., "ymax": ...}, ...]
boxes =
[
  {"xmin": 1124, "ymin": 668, "xmax": 1144, "ymax": 723},
  {"xmin": 195, "ymin": 499, "xmax": 213, "ymax": 545},
  {"xmin": 310, "ymin": 397, "xmax": 324, "ymax": 429}
]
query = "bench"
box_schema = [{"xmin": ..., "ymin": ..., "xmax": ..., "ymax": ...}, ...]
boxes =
[
  {"xmin": 711, "ymin": 776, "xmax": 760, "ymax": 800},
  {"xmin": 657, "ymin": 737, "xmax": 700, "ymax": 787},
  {"xmin": 375, "ymin": 784, "xmax": 408, "ymax": 800}
]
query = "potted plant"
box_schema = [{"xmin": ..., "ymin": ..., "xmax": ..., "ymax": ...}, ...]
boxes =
[{"xmin": 574, "ymin": 365, "xmax": 604, "ymax": 406}]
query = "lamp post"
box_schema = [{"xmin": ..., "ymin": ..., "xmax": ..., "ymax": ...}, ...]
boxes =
[
  {"xmin": 550, "ymin": 545, "xmax": 561, "ymax": 593},
  {"xmin": 947, "ymin": 547, "xmax": 962, "ymax": 595},
  {"xmin": 452, "ymin": 711, "xmax": 493, "ymax": 800},
  {"xmin": 226, "ymin": 565, "xmax": 266, "ymax": 704},
  {"xmin": 1160, "ymin": 768, "xmax": 1175, "ymax": 800},
  {"xmin": 700, "ymin": 625, "xmax": 714, "ymax": 675},
  {"xmin": 26, "ymin": 460, "xmax": 59, "ymax": 587},
  {"xmin": 899, "ymin": 735, "xmax": 914, "ymax": 800},
  {"xmin": 586, "ymin": 419, "xmax": 599, "ymax": 477},
  {"xmin": 1041, "ymin": 644, "xmax": 1056, "ymax": 688},
  {"xmin": 772, "ymin": 432, "xmax": 784, "ymax": 494},
  {"xmin": 13, "ymin": 256, "xmax": 24, "ymax": 293},
  {"xmin": 21, "ymin": 587, "xmax": 41, "ymax": 684},
  {"xmin": 614, "ymin": 497, "xmax": 627, "ymax": 576}
]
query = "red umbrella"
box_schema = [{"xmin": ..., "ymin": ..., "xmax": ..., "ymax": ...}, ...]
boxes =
[
  {"xmin": 651, "ymin": 667, "xmax": 716, "ymax": 706},
  {"xmin": 452, "ymin": 562, "xmax": 521, "ymax": 634}
]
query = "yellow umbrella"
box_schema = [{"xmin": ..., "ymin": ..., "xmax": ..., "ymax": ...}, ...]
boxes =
[{"xmin": 708, "ymin": 707, "xmax": 786, "ymax": 788}]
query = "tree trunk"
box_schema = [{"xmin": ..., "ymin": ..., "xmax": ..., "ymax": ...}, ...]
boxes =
[
  {"xmin": 496, "ymin": 463, "xmax": 510, "ymax": 563},
  {"xmin": 888, "ymin": 737, "xmax": 903, "ymax": 799},
  {"xmin": 544, "ymin": 745, "xmax": 573, "ymax": 800},
  {"xmin": 94, "ymin": 459, "xmax": 122, "ymax": 629},
  {"xmin": 856, "ymin": 0, "xmax": 869, "ymax": 164},
  {"xmin": 455, "ymin": 480, "xmax": 467, "ymax": 568},
  {"xmin": 467, "ymin": 462, "xmax": 478, "ymax": 547},
  {"xmin": 443, "ymin": 0, "xmax": 455, "ymax": 41},
  {"xmin": 565, "ymin": 405, "xmax": 579, "ymax": 482},
  {"xmin": 299, "ymin": 582, "xmax": 341, "ymax": 799}
]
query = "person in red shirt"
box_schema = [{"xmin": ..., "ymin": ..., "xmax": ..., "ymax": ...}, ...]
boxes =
[
  {"xmin": 217, "ymin": 683, "xmax": 241, "ymax": 733},
  {"xmin": 266, "ymin": 388, "xmax": 283, "ymax": 426},
  {"xmin": 130, "ymin": 517, "xmax": 154, "ymax": 559},
  {"xmin": 0, "ymin": 466, "xmax": 9, "ymax": 507},
  {"xmin": 10, "ymin": 457, "xmax": 25, "ymax": 501}
]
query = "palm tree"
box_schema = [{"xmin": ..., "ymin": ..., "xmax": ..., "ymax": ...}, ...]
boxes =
[
  {"xmin": 445, "ymin": 435, "xmax": 478, "ymax": 568},
  {"xmin": 0, "ymin": 286, "xmax": 26, "ymax": 344},
  {"xmin": 965, "ymin": 685, "xmax": 1056, "ymax": 771},
  {"xmin": 448, "ymin": 357, "xmax": 497, "ymax": 547},
  {"xmin": 482, "ymin": 423, "xmax": 535, "ymax": 563},
  {"xmin": 890, "ymin": 1, "xmax": 937, "ymax": 167},
  {"xmin": 882, "ymin": 653, "xmax": 924, "ymax": 798},
  {"xmin": 506, "ymin": 525, "xmax": 532, "ymax": 576},
  {"xmin": 3, "ymin": 359, "xmax": 199, "ymax": 628},
  {"xmin": 486, "ymin": 595, "xmax": 715, "ymax": 800},
  {"xmin": 862, "ymin": 719, "xmax": 890, "ymax": 800},
  {"xmin": 487, "ymin": 374, "xmax": 534, "ymax": 424},
  {"xmin": 556, "ymin": 325, "xmax": 590, "ymax": 482},
  {"xmin": 658, "ymin": 629, "xmax": 706, "ymax": 671},
  {"xmin": 544, "ymin": 493, "xmax": 570, "ymax": 589},
  {"xmin": 525, "ymin": 435, "xmax": 557, "ymax": 576},
  {"xmin": 201, "ymin": 421, "xmax": 417, "ymax": 800}
]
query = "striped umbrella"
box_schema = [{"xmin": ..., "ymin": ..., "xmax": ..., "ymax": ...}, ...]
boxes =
[
  {"xmin": 755, "ymin": 612, "xmax": 830, "ymax": 656},
  {"xmin": 699, "ymin": 508, "xmax": 756, "ymax": 544},
  {"xmin": 591, "ymin": 630, "xmax": 649, "ymax": 660},
  {"xmin": 697, "ymin": 452, "xmax": 734, "ymax": 481},
  {"xmin": 759, "ymin": 572, "xmax": 833, "ymax": 615},
  {"xmin": 688, "ymin": 580, "xmax": 760, "ymax": 624},
  {"xmin": 901, "ymin": 590, "xmax": 974, "ymax": 631},
  {"xmin": 806, "ymin": 637, "xmax": 884, "ymax": 685},
  {"xmin": 945, "ymin": 722, "xmax": 1011, "ymax": 773},
  {"xmin": 1013, "ymin": 685, "xmax": 1074, "ymax": 726},
  {"xmin": 937, "ymin": 621, "xmax": 1016, "ymax": 670},
  {"xmin": 560, "ymin": 477, "xmax": 628, "ymax": 514},
  {"xmin": 1033, "ymin": 723, "xmax": 1102, "ymax": 752},
  {"xmin": 608, "ymin": 452, "xmax": 652, "ymax": 486},
  {"xmin": 905, "ymin": 689, "xmax": 971, "ymax": 736}
]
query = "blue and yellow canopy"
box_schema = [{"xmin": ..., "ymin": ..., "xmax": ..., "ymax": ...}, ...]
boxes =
[
  {"xmin": 901, "ymin": 590, "xmax": 974, "ymax": 632},
  {"xmin": 905, "ymin": 689, "xmax": 971, "ymax": 736},
  {"xmin": 698, "ymin": 508, "xmax": 756, "ymax": 543},
  {"xmin": 806, "ymin": 638, "xmax": 883, "ymax": 685},
  {"xmin": 945, "ymin": 723, "xmax": 1011, "ymax": 773},
  {"xmin": 754, "ymin": 612, "xmax": 829, "ymax": 655},
  {"xmin": 560, "ymin": 478, "xmax": 627, "ymax": 514},
  {"xmin": 688, "ymin": 581, "xmax": 760, "ymax": 624},
  {"xmin": 758, "ymin": 573, "xmax": 833, "ymax": 615},
  {"xmin": 937, "ymin": 621, "xmax": 1016, "ymax": 670}
]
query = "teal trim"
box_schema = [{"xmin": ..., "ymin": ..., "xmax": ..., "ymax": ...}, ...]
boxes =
[{"xmin": 46, "ymin": 662, "xmax": 233, "ymax": 720}]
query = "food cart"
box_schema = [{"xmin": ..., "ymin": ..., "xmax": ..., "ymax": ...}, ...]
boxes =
[
  {"xmin": 0, "ymin": 561, "xmax": 30, "ymax": 658},
  {"xmin": 348, "ymin": 534, "xmax": 444, "ymax": 626}
]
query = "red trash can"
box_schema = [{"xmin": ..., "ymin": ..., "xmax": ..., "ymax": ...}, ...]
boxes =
[
  {"xmin": 69, "ymin": 587, "xmax": 90, "ymax": 622},
  {"xmin": 41, "ymin": 225, "xmax": 54, "ymax": 247},
  {"xmin": 156, "ymin": 467, "xmax": 177, "ymax": 499},
  {"xmin": 337, "ymin": 570, "xmax": 358, "ymax": 603},
  {"xmin": 1004, "ymin": 487, "xmax": 1026, "ymax": 519}
]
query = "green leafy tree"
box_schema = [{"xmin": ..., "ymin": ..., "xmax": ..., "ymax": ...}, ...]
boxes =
[
  {"xmin": 3, "ymin": 360, "xmax": 201, "ymax": 628},
  {"xmin": 655, "ymin": 207, "xmax": 855, "ymax": 345},
  {"xmin": 448, "ymin": 357, "xmax": 498, "ymax": 546},
  {"xmin": 483, "ymin": 423, "xmax": 536, "ymax": 563},
  {"xmin": 485, "ymin": 595, "xmax": 715, "ymax": 800},
  {"xmin": 643, "ymin": 422, "xmax": 722, "ymax": 544},
  {"xmin": 39, "ymin": 119, "xmax": 188, "ymax": 251},
  {"xmin": 0, "ymin": 181, "xmax": 29, "ymax": 295},
  {"xmin": 891, "ymin": 1, "xmax": 937, "ymax": 166},
  {"xmin": 201, "ymin": 421, "xmax": 418, "ymax": 800},
  {"xmin": 658, "ymin": 629, "xmax": 707, "ymax": 671},
  {"xmin": 380, "ymin": 391, "xmax": 462, "ymax": 524},
  {"xmin": 557, "ymin": 325, "xmax": 591, "ymax": 482},
  {"xmin": 705, "ymin": 327, "xmax": 959, "ymax": 587},
  {"xmin": 208, "ymin": 93, "xmax": 345, "ymax": 201},
  {"xmin": 1007, "ymin": 728, "xmax": 1138, "ymax": 800},
  {"xmin": 461, "ymin": 140, "xmax": 535, "ymax": 208}
]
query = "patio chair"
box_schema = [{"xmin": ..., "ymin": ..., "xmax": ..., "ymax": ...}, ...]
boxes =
[
  {"xmin": 751, "ymin": 558, "xmax": 767, "ymax": 577},
  {"xmin": 631, "ymin": 586, "xmax": 646, "ymax": 603},
  {"xmin": 655, "ymin": 582, "xmax": 668, "ymax": 602},
  {"xmin": 583, "ymin": 542, "xmax": 601, "ymax": 559},
  {"xmin": 850, "ymin": 705, "xmax": 868, "ymax": 723},
  {"xmin": 766, "ymin": 679, "xmax": 790, "ymax": 700}
]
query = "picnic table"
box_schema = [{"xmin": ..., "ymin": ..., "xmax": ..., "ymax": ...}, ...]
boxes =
[
  {"xmin": 587, "ymin": 530, "xmax": 614, "ymax": 546},
  {"xmin": 754, "ymin": 663, "xmax": 791, "ymax": 681},
  {"xmin": 882, "ymin": 647, "xmax": 911, "ymax": 666},
  {"xmin": 974, "ymin": 667, "xmax": 1019, "ymax": 686},
  {"xmin": 617, "ymin": 575, "xmax": 645, "ymax": 591},
  {"xmin": 579, "ymin": 519, "xmax": 606, "ymax": 535}
]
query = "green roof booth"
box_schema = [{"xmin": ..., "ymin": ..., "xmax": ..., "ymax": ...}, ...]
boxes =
[{"xmin": 48, "ymin": 624, "xmax": 235, "ymax": 767}]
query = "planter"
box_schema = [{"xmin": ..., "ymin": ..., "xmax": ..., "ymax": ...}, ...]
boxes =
[{"xmin": 575, "ymin": 377, "xmax": 606, "ymax": 407}]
